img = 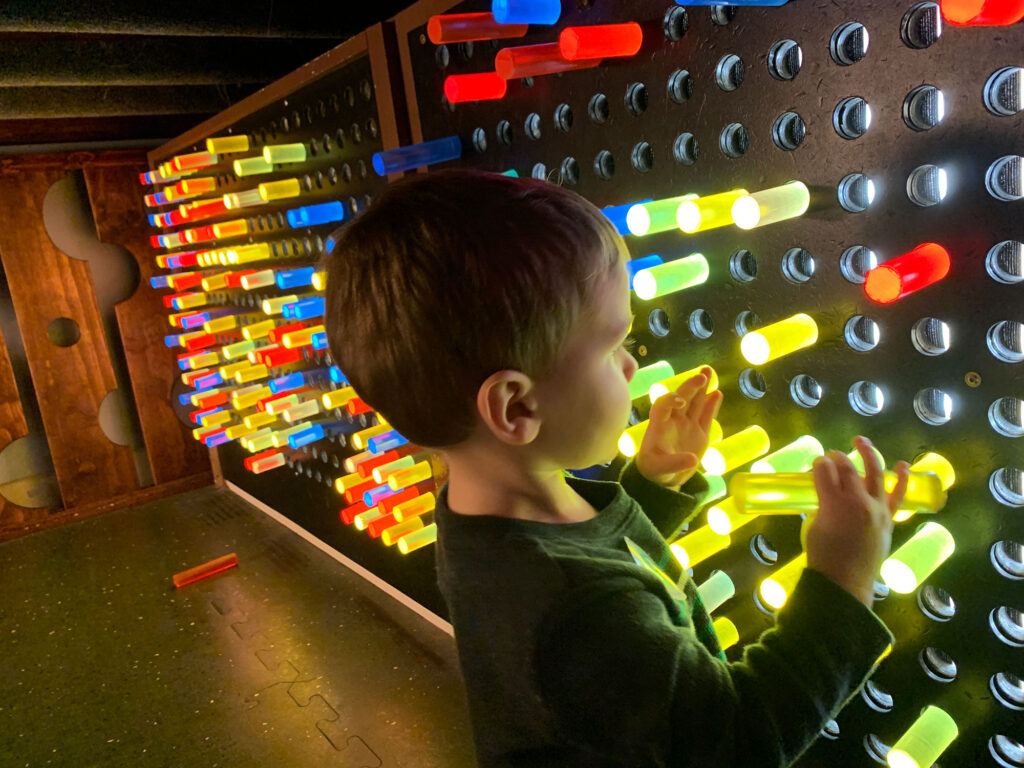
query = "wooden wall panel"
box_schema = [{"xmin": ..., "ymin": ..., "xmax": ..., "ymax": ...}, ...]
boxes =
[
  {"xmin": 0, "ymin": 158, "xmax": 139, "ymax": 508},
  {"xmin": 0, "ymin": 320, "xmax": 32, "ymax": 530},
  {"xmin": 83, "ymin": 161, "xmax": 210, "ymax": 486}
]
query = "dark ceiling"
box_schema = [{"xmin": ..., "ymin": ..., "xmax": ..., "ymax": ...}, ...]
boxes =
[{"xmin": 0, "ymin": 0, "xmax": 417, "ymax": 150}]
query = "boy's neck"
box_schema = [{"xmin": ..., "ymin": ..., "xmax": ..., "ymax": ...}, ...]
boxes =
[{"xmin": 443, "ymin": 452, "xmax": 597, "ymax": 524}]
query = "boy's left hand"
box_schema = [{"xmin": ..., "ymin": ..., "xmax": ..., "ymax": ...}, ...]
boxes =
[{"xmin": 635, "ymin": 366, "xmax": 724, "ymax": 491}]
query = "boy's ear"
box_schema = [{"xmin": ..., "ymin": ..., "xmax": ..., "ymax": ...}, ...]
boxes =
[{"xmin": 476, "ymin": 370, "xmax": 541, "ymax": 446}]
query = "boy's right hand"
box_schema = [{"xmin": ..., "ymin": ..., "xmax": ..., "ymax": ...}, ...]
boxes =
[{"xmin": 805, "ymin": 437, "xmax": 911, "ymax": 609}]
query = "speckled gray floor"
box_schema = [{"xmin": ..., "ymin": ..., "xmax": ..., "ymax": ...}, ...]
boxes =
[{"xmin": 0, "ymin": 485, "xmax": 476, "ymax": 768}]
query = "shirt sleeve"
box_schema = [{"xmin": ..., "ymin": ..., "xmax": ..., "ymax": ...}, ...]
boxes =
[
  {"xmin": 618, "ymin": 458, "xmax": 710, "ymax": 540},
  {"xmin": 534, "ymin": 567, "xmax": 893, "ymax": 768}
]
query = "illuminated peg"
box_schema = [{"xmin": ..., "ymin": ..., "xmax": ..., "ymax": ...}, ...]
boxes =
[
  {"xmin": 233, "ymin": 157, "xmax": 274, "ymax": 176},
  {"xmin": 750, "ymin": 435, "xmax": 824, "ymax": 473},
  {"xmin": 629, "ymin": 360, "xmax": 674, "ymax": 402},
  {"xmin": 352, "ymin": 424, "xmax": 391, "ymax": 450},
  {"xmin": 225, "ymin": 189, "xmax": 264, "ymax": 209},
  {"xmin": 712, "ymin": 617, "xmax": 740, "ymax": 651},
  {"xmin": 372, "ymin": 456, "xmax": 415, "ymax": 484},
  {"xmin": 427, "ymin": 13, "xmax": 527, "ymax": 44},
  {"xmin": 354, "ymin": 507, "xmax": 386, "ymax": 531},
  {"xmin": 704, "ymin": 474, "xmax": 727, "ymax": 504},
  {"xmin": 388, "ymin": 461, "xmax": 433, "ymax": 491},
  {"xmin": 731, "ymin": 471, "xmax": 947, "ymax": 515},
  {"xmin": 263, "ymin": 143, "xmax": 307, "ymax": 164},
  {"xmin": 243, "ymin": 320, "xmax": 276, "ymax": 340},
  {"xmin": 282, "ymin": 400, "xmax": 320, "ymax": 422},
  {"xmin": 322, "ymin": 387, "xmax": 357, "ymax": 409},
  {"xmin": 618, "ymin": 421, "xmax": 649, "ymax": 457},
  {"xmin": 626, "ymin": 195, "xmax": 698, "ymax": 236},
  {"xmin": 706, "ymin": 497, "xmax": 758, "ymax": 536},
  {"xmin": 240, "ymin": 270, "xmax": 275, "ymax": 290},
  {"xmin": 649, "ymin": 366, "xmax": 719, "ymax": 403},
  {"xmin": 398, "ymin": 523, "xmax": 438, "ymax": 554},
  {"xmin": 886, "ymin": 706, "xmax": 958, "ymax": 768},
  {"xmin": 258, "ymin": 178, "xmax": 301, "ymax": 202},
  {"xmin": 392, "ymin": 492, "xmax": 437, "ymax": 522},
  {"xmin": 740, "ymin": 313, "xmax": 818, "ymax": 365},
  {"xmin": 559, "ymin": 22, "xmax": 643, "ymax": 60},
  {"xmin": 671, "ymin": 526, "xmax": 730, "ymax": 570},
  {"xmin": 633, "ymin": 254, "xmax": 709, "ymax": 300},
  {"xmin": 444, "ymin": 72, "xmax": 508, "ymax": 103},
  {"xmin": 847, "ymin": 445, "xmax": 887, "ymax": 474},
  {"xmin": 492, "ymin": 0, "xmax": 560, "ymax": 24},
  {"xmin": 282, "ymin": 325, "xmax": 324, "ymax": 348},
  {"xmin": 864, "ymin": 243, "xmax": 951, "ymax": 305},
  {"xmin": 697, "ymin": 570, "xmax": 735, "ymax": 613},
  {"xmin": 941, "ymin": 0, "xmax": 1024, "ymax": 25},
  {"xmin": 676, "ymin": 189, "xmax": 748, "ymax": 233},
  {"xmin": 881, "ymin": 522, "xmax": 955, "ymax": 593},
  {"xmin": 910, "ymin": 453, "xmax": 955, "ymax": 490},
  {"xmin": 701, "ymin": 425, "xmax": 770, "ymax": 475},
  {"xmin": 495, "ymin": 42, "xmax": 601, "ymax": 79},
  {"xmin": 263, "ymin": 295, "xmax": 299, "ymax": 315},
  {"xmin": 212, "ymin": 219, "xmax": 248, "ymax": 238},
  {"xmin": 759, "ymin": 553, "xmax": 807, "ymax": 610},
  {"xmin": 372, "ymin": 136, "xmax": 462, "ymax": 176},
  {"xmin": 732, "ymin": 181, "xmax": 810, "ymax": 230},
  {"xmin": 206, "ymin": 135, "xmax": 250, "ymax": 154},
  {"xmin": 381, "ymin": 517, "xmax": 425, "ymax": 546}
]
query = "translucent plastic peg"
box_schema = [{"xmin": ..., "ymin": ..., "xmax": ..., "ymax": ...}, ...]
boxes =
[
  {"xmin": 881, "ymin": 522, "xmax": 955, "ymax": 593},
  {"xmin": 492, "ymin": 0, "xmax": 560, "ymax": 25},
  {"xmin": 732, "ymin": 181, "xmax": 810, "ymax": 229},
  {"xmin": 712, "ymin": 617, "xmax": 740, "ymax": 650},
  {"xmin": 206, "ymin": 135, "xmax": 250, "ymax": 154},
  {"xmin": 559, "ymin": 22, "xmax": 643, "ymax": 60},
  {"xmin": 649, "ymin": 365, "xmax": 719, "ymax": 403},
  {"xmin": 372, "ymin": 136, "xmax": 462, "ymax": 176},
  {"xmin": 941, "ymin": 0, "xmax": 1024, "ymax": 25},
  {"xmin": 427, "ymin": 13, "xmax": 528, "ymax": 44},
  {"xmin": 676, "ymin": 189, "xmax": 748, "ymax": 233},
  {"xmin": 233, "ymin": 157, "xmax": 274, "ymax": 177},
  {"xmin": 741, "ymin": 313, "xmax": 818, "ymax": 366},
  {"xmin": 398, "ymin": 523, "xmax": 438, "ymax": 554},
  {"xmin": 887, "ymin": 706, "xmax": 958, "ymax": 768},
  {"xmin": 730, "ymin": 471, "xmax": 947, "ymax": 515},
  {"xmin": 626, "ymin": 195, "xmax": 698, "ymax": 236},
  {"xmin": 263, "ymin": 143, "xmax": 307, "ymax": 164},
  {"xmin": 495, "ymin": 42, "xmax": 601, "ymax": 79},
  {"xmin": 758, "ymin": 553, "xmax": 807, "ymax": 610},
  {"xmin": 706, "ymin": 497, "xmax": 758, "ymax": 536},
  {"xmin": 388, "ymin": 461, "xmax": 433, "ymax": 491},
  {"xmin": 671, "ymin": 526, "xmax": 731, "ymax": 570},
  {"xmin": 864, "ymin": 243, "xmax": 950, "ymax": 305},
  {"xmin": 392, "ymin": 492, "xmax": 437, "ymax": 522},
  {"xmin": 633, "ymin": 254, "xmax": 709, "ymax": 300},
  {"xmin": 701, "ymin": 426, "xmax": 770, "ymax": 475},
  {"xmin": 629, "ymin": 360, "xmax": 674, "ymax": 402},
  {"xmin": 750, "ymin": 435, "xmax": 824, "ymax": 473},
  {"xmin": 444, "ymin": 72, "xmax": 508, "ymax": 103},
  {"xmin": 258, "ymin": 178, "xmax": 301, "ymax": 202},
  {"xmin": 697, "ymin": 570, "xmax": 735, "ymax": 613}
]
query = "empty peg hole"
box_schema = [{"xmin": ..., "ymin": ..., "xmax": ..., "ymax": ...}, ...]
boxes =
[
  {"xmin": 496, "ymin": 119, "xmax": 513, "ymax": 146},
  {"xmin": 739, "ymin": 369, "xmax": 767, "ymax": 400},
  {"xmin": 663, "ymin": 6, "xmax": 689, "ymax": 41},
  {"xmin": 987, "ymin": 241, "xmax": 1024, "ymax": 284},
  {"xmin": 990, "ymin": 398, "xmax": 1024, "ymax": 438},
  {"xmin": 991, "ymin": 467, "xmax": 1024, "ymax": 508},
  {"xmin": 588, "ymin": 93, "xmax": 610, "ymax": 124},
  {"xmin": 625, "ymin": 82, "xmax": 648, "ymax": 116},
  {"xmin": 734, "ymin": 310, "xmax": 761, "ymax": 336},
  {"xmin": 648, "ymin": 308, "xmax": 671, "ymax": 338},
  {"xmin": 919, "ymin": 646, "xmax": 958, "ymax": 682},
  {"xmin": 772, "ymin": 112, "xmax": 806, "ymax": 151},
  {"xmin": 667, "ymin": 69, "xmax": 694, "ymax": 104},
  {"xmin": 989, "ymin": 735, "xmax": 1024, "ymax": 768},
  {"xmin": 990, "ymin": 606, "xmax": 1024, "ymax": 647},
  {"xmin": 554, "ymin": 103, "xmax": 573, "ymax": 133},
  {"xmin": 845, "ymin": 316, "xmax": 881, "ymax": 352},
  {"xmin": 821, "ymin": 720, "xmax": 840, "ymax": 741},
  {"xmin": 991, "ymin": 540, "xmax": 1024, "ymax": 579},
  {"xmin": 716, "ymin": 54, "xmax": 745, "ymax": 91},
  {"xmin": 904, "ymin": 85, "xmax": 946, "ymax": 131},
  {"xmin": 673, "ymin": 132, "xmax": 699, "ymax": 165},
  {"xmin": 472, "ymin": 127, "xmax": 487, "ymax": 153},
  {"xmin": 525, "ymin": 112, "xmax": 542, "ymax": 140},
  {"xmin": 988, "ymin": 320, "xmax": 1024, "ymax": 363},
  {"xmin": 768, "ymin": 39, "xmax": 803, "ymax": 80},
  {"xmin": 985, "ymin": 67, "xmax": 1024, "ymax": 117},
  {"xmin": 986, "ymin": 155, "xmax": 1024, "ymax": 201},
  {"xmin": 831, "ymin": 21, "xmax": 869, "ymax": 66},
  {"xmin": 917, "ymin": 584, "xmax": 956, "ymax": 621},
  {"xmin": 863, "ymin": 734, "xmax": 891, "ymax": 764},
  {"xmin": 711, "ymin": 5, "xmax": 736, "ymax": 25},
  {"xmin": 990, "ymin": 672, "xmax": 1024, "ymax": 710},
  {"xmin": 782, "ymin": 247, "xmax": 815, "ymax": 283},
  {"xmin": 907, "ymin": 164, "xmax": 948, "ymax": 206},
  {"xmin": 594, "ymin": 150, "xmax": 615, "ymax": 180},
  {"xmin": 901, "ymin": 3, "xmax": 942, "ymax": 49},
  {"xmin": 862, "ymin": 681, "xmax": 894, "ymax": 713},
  {"xmin": 790, "ymin": 374, "xmax": 822, "ymax": 408},
  {"xmin": 688, "ymin": 309, "xmax": 714, "ymax": 339},
  {"xmin": 841, "ymin": 246, "xmax": 879, "ymax": 284},
  {"xmin": 914, "ymin": 387, "xmax": 954, "ymax": 426},
  {"xmin": 849, "ymin": 380, "xmax": 885, "ymax": 416},
  {"xmin": 720, "ymin": 123, "xmax": 749, "ymax": 158},
  {"xmin": 911, "ymin": 318, "xmax": 951, "ymax": 355},
  {"xmin": 729, "ymin": 249, "xmax": 758, "ymax": 282},
  {"xmin": 838, "ymin": 173, "xmax": 876, "ymax": 212},
  {"xmin": 631, "ymin": 141, "xmax": 654, "ymax": 173},
  {"xmin": 749, "ymin": 533, "xmax": 777, "ymax": 564},
  {"xmin": 834, "ymin": 96, "xmax": 872, "ymax": 139},
  {"xmin": 560, "ymin": 157, "xmax": 580, "ymax": 185}
]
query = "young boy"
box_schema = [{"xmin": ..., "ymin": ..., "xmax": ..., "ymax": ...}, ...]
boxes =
[{"xmin": 321, "ymin": 169, "xmax": 911, "ymax": 767}]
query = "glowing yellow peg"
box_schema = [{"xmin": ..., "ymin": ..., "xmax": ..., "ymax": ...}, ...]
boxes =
[
  {"xmin": 270, "ymin": 422, "xmax": 311, "ymax": 448},
  {"xmin": 670, "ymin": 526, "xmax": 731, "ymax": 570},
  {"xmin": 176, "ymin": 293, "xmax": 207, "ymax": 309},
  {"xmin": 235, "ymin": 364, "xmax": 268, "ymax": 383},
  {"xmin": 758, "ymin": 552, "xmax": 807, "ymax": 610},
  {"xmin": 242, "ymin": 319, "xmax": 276, "ymax": 340},
  {"xmin": 218, "ymin": 360, "xmax": 251, "ymax": 378},
  {"xmin": 247, "ymin": 432, "xmax": 276, "ymax": 452},
  {"xmin": 740, "ymin": 313, "xmax": 818, "ymax": 366},
  {"xmin": 701, "ymin": 425, "xmax": 770, "ymax": 475},
  {"xmin": 212, "ymin": 219, "xmax": 248, "ymax": 239},
  {"xmin": 706, "ymin": 496, "xmax": 757, "ymax": 536},
  {"xmin": 186, "ymin": 352, "xmax": 219, "ymax": 369},
  {"xmin": 730, "ymin": 471, "xmax": 947, "ymax": 515},
  {"xmin": 322, "ymin": 387, "xmax": 357, "ymax": 410},
  {"xmin": 282, "ymin": 399, "xmax": 321, "ymax": 422},
  {"xmin": 381, "ymin": 517, "xmax": 425, "ymax": 546},
  {"xmin": 626, "ymin": 194, "xmax": 698, "ymax": 236},
  {"xmin": 354, "ymin": 507, "xmax": 385, "ymax": 530},
  {"xmin": 224, "ymin": 189, "xmax": 264, "ymax": 209},
  {"xmin": 372, "ymin": 456, "xmax": 415, "ymax": 484},
  {"xmin": 697, "ymin": 570, "xmax": 735, "ymax": 613},
  {"xmin": 731, "ymin": 181, "xmax": 810, "ymax": 230},
  {"xmin": 633, "ymin": 254, "xmax": 709, "ymax": 301},
  {"xmin": 351, "ymin": 423, "xmax": 391, "ymax": 450},
  {"xmin": 619, "ymin": 418, "xmax": 722, "ymax": 457},
  {"xmin": 676, "ymin": 189, "xmax": 748, "ymax": 233},
  {"xmin": 228, "ymin": 243, "xmax": 272, "ymax": 265},
  {"xmin": 263, "ymin": 143, "xmax": 307, "ymax": 164},
  {"xmin": 283, "ymin": 325, "xmax": 325, "ymax": 348},
  {"xmin": 847, "ymin": 445, "xmax": 887, "ymax": 474},
  {"xmin": 222, "ymin": 339, "xmax": 257, "ymax": 359},
  {"xmin": 887, "ymin": 706, "xmax": 958, "ymax": 768},
  {"xmin": 388, "ymin": 460, "xmax": 433, "ymax": 491},
  {"xmin": 649, "ymin": 365, "xmax": 719, "ymax": 403},
  {"xmin": 712, "ymin": 617, "xmax": 739, "ymax": 651},
  {"xmin": 224, "ymin": 423, "xmax": 258, "ymax": 440},
  {"xmin": 895, "ymin": 453, "xmax": 956, "ymax": 522},
  {"xmin": 392, "ymin": 492, "xmax": 437, "ymax": 522},
  {"xmin": 206, "ymin": 135, "xmax": 250, "ymax": 154},
  {"xmin": 265, "ymin": 395, "xmax": 300, "ymax": 416},
  {"xmin": 335, "ymin": 471, "xmax": 367, "ymax": 494},
  {"xmin": 180, "ymin": 177, "xmax": 217, "ymax": 196},
  {"xmin": 233, "ymin": 156, "xmax": 274, "ymax": 177},
  {"xmin": 244, "ymin": 411, "xmax": 277, "ymax": 430},
  {"xmin": 232, "ymin": 385, "xmax": 272, "ymax": 409},
  {"xmin": 200, "ymin": 410, "xmax": 232, "ymax": 428},
  {"xmin": 750, "ymin": 435, "xmax": 824, "ymax": 473},
  {"xmin": 258, "ymin": 178, "xmax": 301, "ymax": 202},
  {"xmin": 629, "ymin": 361, "xmax": 674, "ymax": 402},
  {"xmin": 240, "ymin": 270, "xmax": 275, "ymax": 290},
  {"xmin": 263, "ymin": 295, "xmax": 299, "ymax": 315},
  {"xmin": 704, "ymin": 474, "xmax": 727, "ymax": 504},
  {"xmin": 200, "ymin": 273, "xmax": 230, "ymax": 292},
  {"xmin": 398, "ymin": 523, "xmax": 438, "ymax": 554},
  {"xmin": 881, "ymin": 522, "xmax": 955, "ymax": 594}
]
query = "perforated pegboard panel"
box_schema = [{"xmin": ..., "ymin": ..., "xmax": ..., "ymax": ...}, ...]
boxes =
[
  {"xmin": 392, "ymin": 1, "xmax": 1023, "ymax": 765},
  {"xmin": 149, "ymin": 30, "xmax": 452, "ymax": 617}
]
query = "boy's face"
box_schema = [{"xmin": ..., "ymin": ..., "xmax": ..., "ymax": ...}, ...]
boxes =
[{"xmin": 533, "ymin": 261, "xmax": 639, "ymax": 470}]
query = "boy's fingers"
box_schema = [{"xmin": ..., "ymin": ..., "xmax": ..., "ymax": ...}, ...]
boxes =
[
  {"xmin": 888, "ymin": 461, "xmax": 911, "ymax": 514},
  {"xmin": 831, "ymin": 450, "xmax": 860, "ymax": 495},
  {"xmin": 697, "ymin": 391, "xmax": 721, "ymax": 433},
  {"xmin": 684, "ymin": 386, "xmax": 708, "ymax": 419},
  {"xmin": 855, "ymin": 436, "xmax": 884, "ymax": 498},
  {"xmin": 812, "ymin": 456, "xmax": 839, "ymax": 499},
  {"xmin": 673, "ymin": 374, "xmax": 708, "ymax": 400}
]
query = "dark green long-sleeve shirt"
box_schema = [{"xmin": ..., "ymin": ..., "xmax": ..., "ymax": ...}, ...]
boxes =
[{"xmin": 434, "ymin": 459, "xmax": 894, "ymax": 768}]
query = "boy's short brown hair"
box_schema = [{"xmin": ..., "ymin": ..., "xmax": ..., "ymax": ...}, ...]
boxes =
[{"xmin": 318, "ymin": 169, "xmax": 626, "ymax": 448}]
